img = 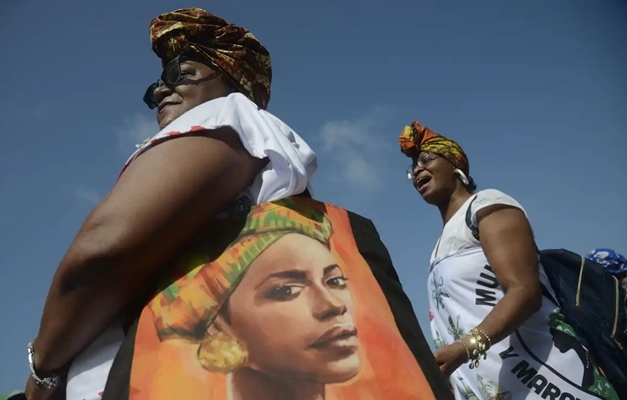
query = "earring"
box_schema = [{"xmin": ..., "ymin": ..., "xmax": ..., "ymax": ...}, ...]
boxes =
[
  {"xmin": 454, "ymin": 169, "xmax": 470, "ymax": 185},
  {"xmin": 197, "ymin": 332, "xmax": 248, "ymax": 373}
]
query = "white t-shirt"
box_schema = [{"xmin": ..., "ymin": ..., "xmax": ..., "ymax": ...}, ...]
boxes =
[
  {"xmin": 66, "ymin": 93, "xmax": 318, "ymax": 400},
  {"xmin": 430, "ymin": 189, "xmax": 525, "ymax": 263},
  {"xmin": 427, "ymin": 189, "xmax": 618, "ymax": 400}
]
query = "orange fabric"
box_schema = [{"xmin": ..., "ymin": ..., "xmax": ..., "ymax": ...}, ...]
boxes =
[
  {"xmin": 131, "ymin": 200, "xmax": 438, "ymax": 399},
  {"xmin": 398, "ymin": 120, "xmax": 469, "ymax": 174}
]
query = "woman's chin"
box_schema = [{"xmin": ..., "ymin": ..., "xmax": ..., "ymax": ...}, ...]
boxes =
[
  {"xmin": 317, "ymin": 353, "xmax": 361, "ymax": 384},
  {"xmin": 417, "ymin": 185, "xmax": 435, "ymax": 203},
  {"xmin": 157, "ymin": 114, "xmax": 174, "ymax": 130},
  {"xmin": 157, "ymin": 107, "xmax": 183, "ymax": 130}
]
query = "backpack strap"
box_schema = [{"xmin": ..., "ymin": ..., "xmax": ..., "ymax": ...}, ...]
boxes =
[
  {"xmin": 539, "ymin": 280, "xmax": 559, "ymax": 306},
  {"xmin": 465, "ymin": 195, "xmax": 480, "ymax": 240}
]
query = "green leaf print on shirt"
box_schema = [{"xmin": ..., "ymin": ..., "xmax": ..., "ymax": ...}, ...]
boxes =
[
  {"xmin": 433, "ymin": 330, "xmax": 448, "ymax": 350},
  {"xmin": 456, "ymin": 377, "xmax": 480, "ymax": 400},
  {"xmin": 431, "ymin": 271, "xmax": 450, "ymax": 310},
  {"xmin": 447, "ymin": 315, "xmax": 465, "ymax": 340},
  {"xmin": 477, "ymin": 375, "xmax": 512, "ymax": 400},
  {"xmin": 456, "ymin": 376, "xmax": 512, "ymax": 400}
]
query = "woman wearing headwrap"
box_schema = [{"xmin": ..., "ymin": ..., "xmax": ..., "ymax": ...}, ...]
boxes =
[
  {"xmin": 24, "ymin": 8, "xmax": 316, "ymax": 400},
  {"xmin": 144, "ymin": 200, "xmax": 361, "ymax": 399},
  {"xmin": 398, "ymin": 121, "xmax": 619, "ymax": 399}
]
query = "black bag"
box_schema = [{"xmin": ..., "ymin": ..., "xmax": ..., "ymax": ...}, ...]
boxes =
[{"xmin": 539, "ymin": 249, "xmax": 627, "ymax": 398}]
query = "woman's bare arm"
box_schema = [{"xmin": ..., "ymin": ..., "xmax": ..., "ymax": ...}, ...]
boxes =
[
  {"xmin": 473, "ymin": 204, "xmax": 543, "ymax": 345},
  {"xmin": 33, "ymin": 129, "xmax": 267, "ymax": 375}
]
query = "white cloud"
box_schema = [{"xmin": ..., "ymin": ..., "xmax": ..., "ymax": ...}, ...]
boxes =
[
  {"xmin": 316, "ymin": 109, "xmax": 394, "ymax": 191},
  {"xmin": 114, "ymin": 113, "xmax": 159, "ymax": 152},
  {"xmin": 73, "ymin": 186, "xmax": 101, "ymax": 207}
]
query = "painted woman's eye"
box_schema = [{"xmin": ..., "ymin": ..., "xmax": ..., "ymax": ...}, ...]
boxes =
[
  {"xmin": 266, "ymin": 284, "xmax": 304, "ymax": 301},
  {"xmin": 327, "ymin": 276, "xmax": 348, "ymax": 288}
]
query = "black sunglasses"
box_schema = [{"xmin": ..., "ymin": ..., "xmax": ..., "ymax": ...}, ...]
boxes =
[{"xmin": 142, "ymin": 55, "xmax": 221, "ymax": 109}]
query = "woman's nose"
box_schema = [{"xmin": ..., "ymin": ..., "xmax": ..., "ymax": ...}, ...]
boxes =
[
  {"xmin": 153, "ymin": 83, "xmax": 172, "ymax": 104},
  {"xmin": 312, "ymin": 287, "xmax": 347, "ymax": 320},
  {"xmin": 413, "ymin": 163, "xmax": 423, "ymax": 176}
]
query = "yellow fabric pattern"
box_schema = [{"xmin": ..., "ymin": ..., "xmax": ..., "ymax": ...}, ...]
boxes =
[{"xmin": 398, "ymin": 121, "xmax": 469, "ymax": 174}]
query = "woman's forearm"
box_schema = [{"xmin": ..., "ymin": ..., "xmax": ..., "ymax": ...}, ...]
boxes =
[
  {"xmin": 474, "ymin": 285, "xmax": 542, "ymax": 346},
  {"xmin": 32, "ymin": 252, "xmax": 130, "ymax": 376}
]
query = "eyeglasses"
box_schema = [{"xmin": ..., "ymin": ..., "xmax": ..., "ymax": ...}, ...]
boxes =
[
  {"xmin": 406, "ymin": 152, "xmax": 439, "ymax": 180},
  {"xmin": 142, "ymin": 55, "xmax": 221, "ymax": 109}
]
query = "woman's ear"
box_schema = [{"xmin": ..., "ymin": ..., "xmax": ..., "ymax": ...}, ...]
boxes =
[{"xmin": 199, "ymin": 315, "xmax": 249, "ymax": 373}]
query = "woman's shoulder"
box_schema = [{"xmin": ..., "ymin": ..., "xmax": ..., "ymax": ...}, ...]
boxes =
[
  {"xmin": 474, "ymin": 188, "xmax": 521, "ymax": 205},
  {"xmin": 121, "ymin": 92, "xmax": 316, "ymax": 203},
  {"xmin": 471, "ymin": 188, "xmax": 526, "ymax": 217}
]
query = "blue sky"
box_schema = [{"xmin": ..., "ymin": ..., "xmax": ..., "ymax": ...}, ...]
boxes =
[{"xmin": 0, "ymin": 0, "xmax": 625, "ymax": 392}]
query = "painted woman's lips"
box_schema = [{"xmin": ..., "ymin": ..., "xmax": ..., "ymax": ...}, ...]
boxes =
[{"xmin": 310, "ymin": 324, "xmax": 359, "ymax": 351}]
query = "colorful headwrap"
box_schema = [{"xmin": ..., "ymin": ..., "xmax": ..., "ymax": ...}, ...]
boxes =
[
  {"xmin": 586, "ymin": 248, "xmax": 627, "ymax": 276},
  {"xmin": 150, "ymin": 199, "xmax": 333, "ymax": 340},
  {"xmin": 149, "ymin": 8, "xmax": 272, "ymax": 109},
  {"xmin": 398, "ymin": 121, "xmax": 469, "ymax": 174}
]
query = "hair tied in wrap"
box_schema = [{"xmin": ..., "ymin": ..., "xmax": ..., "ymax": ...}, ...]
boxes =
[
  {"xmin": 398, "ymin": 120, "xmax": 469, "ymax": 175},
  {"xmin": 150, "ymin": 8, "xmax": 272, "ymax": 109},
  {"xmin": 149, "ymin": 200, "xmax": 333, "ymax": 372}
]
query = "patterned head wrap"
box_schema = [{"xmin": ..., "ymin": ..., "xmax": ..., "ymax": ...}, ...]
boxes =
[
  {"xmin": 149, "ymin": 8, "xmax": 272, "ymax": 109},
  {"xmin": 150, "ymin": 199, "xmax": 333, "ymax": 340},
  {"xmin": 587, "ymin": 248, "xmax": 627, "ymax": 290},
  {"xmin": 398, "ymin": 121, "xmax": 469, "ymax": 174},
  {"xmin": 586, "ymin": 248, "xmax": 627, "ymax": 277}
]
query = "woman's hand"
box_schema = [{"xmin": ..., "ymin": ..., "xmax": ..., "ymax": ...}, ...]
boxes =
[
  {"xmin": 433, "ymin": 341, "xmax": 468, "ymax": 377},
  {"xmin": 24, "ymin": 376, "xmax": 64, "ymax": 400}
]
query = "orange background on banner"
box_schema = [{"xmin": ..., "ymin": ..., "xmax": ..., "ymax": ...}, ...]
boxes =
[{"xmin": 129, "ymin": 203, "xmax": 436, "ymax": 400}]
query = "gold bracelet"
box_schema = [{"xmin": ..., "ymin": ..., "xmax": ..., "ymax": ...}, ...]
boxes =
[
  {"xmin": 455, "ymin": 339, "xmax": 471, "ymax": 362},
  {"xmin": 474, "ymin": 328, "xmax": 492, "ymax": 349},
  {"xmin": 464, "ymin": 328, "xmax": 490, "ymax": 369}
]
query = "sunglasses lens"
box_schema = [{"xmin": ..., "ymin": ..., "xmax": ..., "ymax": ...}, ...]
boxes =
[
  {"xmin": 143, "ymin": 83, "xmax": 159, "ymax": 109},
  {"xmin": 407, "ymin": 166, "xmax": 414, "ymax": 180},
  {"xmin": 161, "ymin": 58, "xmax": 181, "ymax": 86}
]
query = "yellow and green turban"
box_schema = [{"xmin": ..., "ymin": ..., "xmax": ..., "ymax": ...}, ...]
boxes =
[
  {"xmin": 150, "ymin": 199, "xmax": 333, "ymax": 340},
  {"xmin": 149, "ymin": 7, "xmax": 272, "ymax": 109},
  {"xmin": 398, "ymin": 121, "xmax": 469, "ymax": 175}
]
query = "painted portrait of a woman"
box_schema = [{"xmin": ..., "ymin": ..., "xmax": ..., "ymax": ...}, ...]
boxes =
[
  {"xmin": 146, "ymin": 201, "xmax": 358, "ymax": 399},
  {"xmin": 128, "ymin": 199, "xmax": 438, "ymax": 400}
]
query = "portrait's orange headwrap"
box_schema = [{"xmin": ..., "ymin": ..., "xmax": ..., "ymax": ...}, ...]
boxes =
[{"xmin": 150, "ymin": 199, "xmax": 333, "ymax": 340}]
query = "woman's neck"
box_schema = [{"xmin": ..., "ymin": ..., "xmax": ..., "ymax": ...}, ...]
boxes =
[
  {"xmin": 230, "ymin": 368, "xmax": 325, "ymax": 400},
  {"xmin": 438, "ymin": 189, "xmax": 473, "ymax": 224}
]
